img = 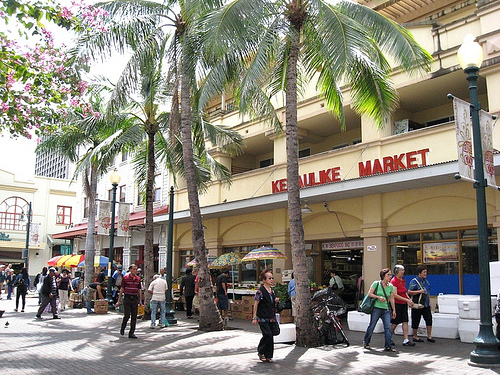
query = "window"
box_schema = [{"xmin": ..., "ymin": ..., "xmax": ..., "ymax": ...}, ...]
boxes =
[
  {"xmin": 299, "ymin": 148, "xmax": 310, "ymax": 158},
  {"xmin": 83, "ymin": 197, "xmax": 89, "ymax": 219},
  {"xmin": 0, "ymin": 197, "xmax": 29, "ymax": 230},
  {"xmin": 223, "ymin": 244, "xmax": 271, "ymax": 283},
  {"xmin": 389, "ymin": 228, "xmax": 498, "ymax": 294},
  {"xmin": 121, "ymin": 151, "xmax": 128, "ymax": 162},
  {"xmin": 56, "ymin": 205, "xmax": 72, "ymax": 225},
  {"xmin": 180, "ymin": 250, "xmax": 194, "ymax": 273},
  {"xmin": 154, "ymin": 174, "xmax": 162, "ymax": 202},
  {"xmin": 119, "ymin": 186, "xmax": 126, "ymax": 203},
  {"xmin": 260, "ymin": 158, "xmax": 274, "ymax": 168},
  {"xmin": 137, "ymin": 192, "xmax": 143, "ymax": 206}
]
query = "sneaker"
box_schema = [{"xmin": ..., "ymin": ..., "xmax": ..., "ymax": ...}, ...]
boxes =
[
  {"xmin": 21, "ymin": 310, "xmax": 24, "ymax": 312},
  {"xmin": 403, "ymin": 340, "xmax": 415, "ymax": 346},
  {"xmin": 150, "ymin": 325, "xmax": 156, "ymax": 329},
  {"xmin": 128, "ymin": 334, "xmax": 138, "ymax": 339},
  {"xmin": 36, "ymin": 315, "xmax": 43, "ymax": 320},
  {"xmin": 120, "ymin": 327, "xmax": 125, "ymax": 336},
  {"xmin": 53, "ymin": 316, "xmax": 61, "ymax": 319}
]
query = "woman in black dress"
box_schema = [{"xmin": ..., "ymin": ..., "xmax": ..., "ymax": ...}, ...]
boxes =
[{"xmin": 252, "ymin": 268, "xmax": 279, "ymax": 363}]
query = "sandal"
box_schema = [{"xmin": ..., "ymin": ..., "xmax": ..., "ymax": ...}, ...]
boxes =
[
  {"xmin": 413, "ymin": 338, "xmax": 424, "ymax": 343},
  {"xmin": 266, "ymin": 358, "xmax": 274, "ymax": 363},
  {"xmin": 384, "ymin": 347, "xmax": 397, "ymax": 352},
  {"xmin": 259, "ymin": 354, "xmax": 267, "ymax": 362},
  {"xmin": 363, "ymin": 344, "xmax": 371, "ymax": 350}
]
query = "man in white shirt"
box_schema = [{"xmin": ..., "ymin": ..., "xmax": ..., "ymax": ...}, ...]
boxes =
[
  {"xmin": 148, "ymin": 274, "xmax": 168, "ymax": 329},
  {"xmin": 329, "ymin": 270, "xmax": 344, "ymax": 295}
]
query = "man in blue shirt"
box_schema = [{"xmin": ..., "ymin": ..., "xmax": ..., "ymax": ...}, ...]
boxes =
[{"xmin": 287, "ymin": 274, "xmax": 296, "ymax": 318}]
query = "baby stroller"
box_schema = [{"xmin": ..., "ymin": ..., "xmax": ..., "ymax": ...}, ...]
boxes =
[{"xmin": 311, "ymin": 288, "xmax": 349, "ymax": 346}]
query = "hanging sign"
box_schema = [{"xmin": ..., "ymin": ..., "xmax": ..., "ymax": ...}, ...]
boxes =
[{"xmin": 97, "ymin": 201, "xmax": 112, "ymax": 235}]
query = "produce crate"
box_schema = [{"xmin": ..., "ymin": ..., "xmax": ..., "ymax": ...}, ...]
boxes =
[{"xmin": 94, "ymin": 300, "xmax": 108, "ymax": 314}]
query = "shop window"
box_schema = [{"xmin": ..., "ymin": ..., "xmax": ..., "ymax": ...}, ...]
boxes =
[
  {"xmin": 223, "ymin": 244, "xmax": 270, "ymax": 283},
  {"xmin": 56, "ymin": 205, "xmax": 72, "ymax": 225},
  {"xmin": 422, "ymin": 231, "xmax": 457, "ymax": 241},
  {"xmin": 83, "ymin": 197, "xmax": 89, "ymax": 219},
  {"xmin": 0, "ymin": 196, "xmax": 29, "ymax": 231},
  {"xmin": 180, "ymin": 249, "xmax": 194, "ymax": 272}
]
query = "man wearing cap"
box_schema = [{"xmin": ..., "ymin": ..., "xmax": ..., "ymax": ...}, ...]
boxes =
[
  {"xmin": 36, "ymin": 267, "xmax": 60, "ymax": 320},
  {"xmin": 112, "ymin": 265, "xmax": 126, "ymax": 303}
]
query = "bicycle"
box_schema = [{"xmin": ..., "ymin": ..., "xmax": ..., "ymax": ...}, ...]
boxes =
[{"xmin": 312, "ymin": 289, "xmax": 349, "ymax": 346}]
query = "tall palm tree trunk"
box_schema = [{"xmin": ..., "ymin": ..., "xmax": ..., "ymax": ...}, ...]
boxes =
[
  {"xmin": 84, "ymin": 166, "xmax": 98, "ymax": 286},
  {"xmin": 143, "ymin": 126, "xmax": 156, "ymax": 315},
  {"xmin": 179, "ymin": 39, "xmax": 223, "ymax": 331},
  {"xmin": 285, "ymin": 27, "xmax": 321, "ymax": 347}
]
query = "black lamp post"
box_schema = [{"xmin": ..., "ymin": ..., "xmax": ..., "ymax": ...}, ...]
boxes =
[
  {"xmin": 165, "ymin": 186, "xmax": 177, "ymax": 324},
  {"xmin": 106, "ymin": 170, "xmax": 121, "ymax": 306},
  {"xmin": 457, "ymin": 34, "xmax": 500, "ymax": 366},
  {"xmin": 21, "ymin": 202, "xmax": 32, "ymax": 271}
]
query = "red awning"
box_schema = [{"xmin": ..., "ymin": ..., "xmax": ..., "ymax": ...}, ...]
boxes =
[{"xmin": 51, "ymin": 205, "xmax": 169, "ymax": 240}]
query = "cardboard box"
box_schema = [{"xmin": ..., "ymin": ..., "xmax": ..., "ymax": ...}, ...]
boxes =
[
  {"xmin": 94, "ymin": 300, "xmax": 108, "ymax": 314},
  {"xmin": 232, "ymin": 304, "xmax": 242, "ymax": 312},
  {"xmin": 280, "ymin": 309, "xmax": 292, "ymax": 317},
  {"xmin": 242, "ymin": 305, "xmax": 253, "ymax": 313},
  {"xmin": 279, "ymin": 315, "xmax": 294, "ymax": 324},
  {"xmin": 232, "ymin": 311, "xmax": 246, "ymax": 320},
  {"xmin": 242, "ymin": 296, "xmax": 254, "ymax": 305}
]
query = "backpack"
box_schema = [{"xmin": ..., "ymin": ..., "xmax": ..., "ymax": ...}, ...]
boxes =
[{"xmin": 115, "ymin": 272, "xmax": 123, "ymax": 287}]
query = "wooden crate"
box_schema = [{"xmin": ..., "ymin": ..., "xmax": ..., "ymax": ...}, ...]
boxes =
[{"xmin": 94, "ymin": 300, "xmax": 108, "ymax": 314}]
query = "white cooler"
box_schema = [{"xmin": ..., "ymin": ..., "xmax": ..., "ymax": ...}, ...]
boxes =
[
  {"xmin": 458, "ymin": 318, "xmax": 479, "ymax": 343},
  {"xmin": 458, "ymin": 296, "xmax": 480, "ymax": 320},
  {"xmin": 347, "ymin": 311, "xmax": 384, "ymax": 333},
  {"xmin": 432, "ymin": 313, "xmax": 459, "ymax": 339},
  {"xmin": 437, "ymin": 294, "xmax": 461, "ymax": 314},
  {"xmin": 275, "ymin": 323, "xmax": 296, "ymax": 343}
]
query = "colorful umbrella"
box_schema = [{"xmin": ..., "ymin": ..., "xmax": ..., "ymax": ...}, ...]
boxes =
[
  {"xmin": 47, "ymin": 255, "xmax": 64, "ymax": 266},
  {"xmin": 210, "ymin": 252, "xmax": 242, "ymax": 268},
  {"xmin": 78, "ymin": 255, "xmax": 110, "ymax": 268},
  {"xmin": 55, "ymin": 255, "xmax": 74, "ymax": 267},
  {"xmin": 241, "ymin": 246, "xmax": 287, "ymax": 262},
  {"xmin": 186, "ymin": 256, "xmax": 216, "ymax": 268},
  {"xmin": 61, "ymin": 254, "xmax": 85, "ymax": 267}
]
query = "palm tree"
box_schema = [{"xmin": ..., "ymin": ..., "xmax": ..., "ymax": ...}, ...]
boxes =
[
  {"xmin": 36, "ymin": 91, "xmax": 139, "ymax": 286},
  {"xmin": 203, "ymin": 0, "xmax": 432, "ymax": 346},
  {"xmin": 75, "ymin": 0, "xmax": 240, "ymax": 329}
]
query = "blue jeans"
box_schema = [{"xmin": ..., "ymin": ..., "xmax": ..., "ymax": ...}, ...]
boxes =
[
  {"xmin": 363, "ymin": 307, "xmax": 392, "ymax": 348},
  {"xmin": 150, "ymin": 300, "xmax": 165, "ymax": 326}
]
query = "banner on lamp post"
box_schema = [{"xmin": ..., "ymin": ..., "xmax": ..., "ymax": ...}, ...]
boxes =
[
  {"xmin": 29, "ymin": 222, "xmax": 39, "ymax": 246},
  {"xmin": 453, "ymin": 97, "xmax": 474, "ymax": 181},
  {"xmin": 97, "ymin": 200, "xmax": 112, "ymax": 235},
  {"xmin": 117, "ymin": 203, "xmax": 130, "ymax": 237},
  {"xmin": 479, "ymin": 109, "xmax": 496, "ymax": 188}
]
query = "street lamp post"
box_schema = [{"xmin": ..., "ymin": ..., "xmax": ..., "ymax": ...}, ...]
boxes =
[
  {"xmin": 165, "ymin": 186, "xmax": 177, "ymax": 324},
  {"xmin": 457, "ymin": 34, "xmax": 500, "ymax": 367},
  {"xmin": 106, "ymin": 170, "xmax": 121, "ymax": 306},
  {"xmin": 22, "ymin": 202, "xmax": 32, "ymax": 271}
]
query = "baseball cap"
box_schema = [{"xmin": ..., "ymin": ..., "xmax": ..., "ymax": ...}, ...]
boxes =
[{"xmin": 49, "ymin": 267, "xmax": 56, "ymax": 272}]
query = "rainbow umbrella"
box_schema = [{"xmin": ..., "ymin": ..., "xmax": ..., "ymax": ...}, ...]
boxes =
[
  {"xmin": 241, "ymin": 246, "xmax": 287, "ymax": 267},
  {"xmin": 210, "ymin": 253, "xmax": 242, "ymax": 294},
  {"xmin": 47, "ymin": 255, "xmax": 64, "ymax": 266},
  {"xmin": 61, "ymin": 254, "xmax": 85, "ymax": 268},
  {"xmin": 55, "ymin": 255, "xmax": 74, "ymax": 267}
]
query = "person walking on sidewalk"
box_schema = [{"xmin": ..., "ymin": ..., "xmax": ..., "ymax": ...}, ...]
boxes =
[
  {"xmin": 390, "ymin": 264, "xmax": 415, "ymax": 347},
  {"xmin": 57, "ymin": 269, "xmax": 73, "ymax": 311},
  {"xmin": 408, "ymin": 265, "xmax": 435, "ymax": 343},
  {"xmin": 36, "ymin": 267, "xmax": 60, "ymax": 320},
  {"xmin": 116, "ymin": 264, "xmax": 142, "ymax": 339},
  {"xmin": 180, "ymin": 268, "xmax": 196, "ymax": 319},
  {"xmin": 14, "ymin": 267, "xmax": 30, "ymax": 312},
  {"xmin": 5, "ymin": 269, "xmax": 14, "ymax": 300},
  {"xmin": 216, "ymin": 268, "xmax": 230, "ymax": 326},
  {"xmin": 148, "ymin": 274, "xmax": 168, "ymax": 328},
  {"xmin": 252, "ymin": 268, "xmax": 279, "ymax": 363}
]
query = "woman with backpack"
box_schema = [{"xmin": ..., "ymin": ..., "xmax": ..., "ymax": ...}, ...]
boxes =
[{"xmin": 14, "ymin": 267, "xmax": 30, "ymax": 312}]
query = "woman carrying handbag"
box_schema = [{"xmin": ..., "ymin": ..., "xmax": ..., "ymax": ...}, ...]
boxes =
[
  {"xmin": 252, "ymin": 268, "xmax": 280, "ymax": 363},
  {"xmin": 363, "ymin": 268, "xmax": 397, "ymax": 352}
]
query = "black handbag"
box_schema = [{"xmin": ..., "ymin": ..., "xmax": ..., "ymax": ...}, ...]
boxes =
[{"xmin": 270, "ymin": 321, "xmax": 280, "ymax": 336}]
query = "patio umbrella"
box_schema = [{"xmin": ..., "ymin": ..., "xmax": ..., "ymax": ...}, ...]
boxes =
[
  {"xmin": 55, "ymin": 255, "xmax": 74, "ymax": 267},
  {"xmin": 210, "ymin": 253, "xmax": 242, "ymax": 295},
  {"xmin": 186, "ymin": 256, "xmax": 217, "ymax": 268},
  {"xmin": 47, "ymin": 255, "xmax": 64, "ymax": 267},
  {"xmin": 61, "ymin": 254, "xmax": 85, "ymax": 268},
  {"xmin": 241, "ymin": 246, "xmax": 287, "ymax": 267},
  {"xmin": 78, "ymin": 255, "xmax": 110, "ymax": 268}
]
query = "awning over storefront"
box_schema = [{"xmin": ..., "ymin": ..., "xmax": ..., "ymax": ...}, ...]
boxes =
[{"xmin": 51, "ymin": 205, "xmax": 170, "ymax": 240}]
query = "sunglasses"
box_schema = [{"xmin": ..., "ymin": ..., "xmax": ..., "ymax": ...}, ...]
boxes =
[{"xmin": 267, "ymin": 277, "xmax": 274, "ymax": 280}]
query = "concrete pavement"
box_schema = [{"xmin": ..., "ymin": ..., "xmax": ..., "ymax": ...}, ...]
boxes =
[{"xmin": 0, "ymin": 295, "xmax": 498, "ymax": 375}]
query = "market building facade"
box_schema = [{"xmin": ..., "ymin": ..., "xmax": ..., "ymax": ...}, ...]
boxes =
[{"xmin": 51, "ymin": 0, "xmax": 500, "ymax": 307}]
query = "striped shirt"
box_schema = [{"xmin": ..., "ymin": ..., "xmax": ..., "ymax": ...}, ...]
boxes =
[{"xmin": 122, "ymin": 274, "xmax": 141, "ymax": 296}]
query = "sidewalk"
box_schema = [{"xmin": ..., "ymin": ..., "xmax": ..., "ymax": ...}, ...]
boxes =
[{"xmin": 0, "ymin": 296, "xmax": 498, "ymax": 375}]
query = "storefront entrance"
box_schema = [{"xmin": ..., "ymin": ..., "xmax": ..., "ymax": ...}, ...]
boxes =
[{"xmin": 322, "ymin": 240, "xmax": 363, "ymax": 309}]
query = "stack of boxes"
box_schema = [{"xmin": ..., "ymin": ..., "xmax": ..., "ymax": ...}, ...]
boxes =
[{"xmin": 231, "ymin": 296, "xmax": 254, "ymax": 320}]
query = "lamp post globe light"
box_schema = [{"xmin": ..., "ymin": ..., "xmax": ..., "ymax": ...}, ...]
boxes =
[
  {"xmin": 457, "ymin": 34, "xmax": 500, "ymax": 366},
  {"xmin": 106, "ymin": 170, "xmax": 121, "ymax": 306}
]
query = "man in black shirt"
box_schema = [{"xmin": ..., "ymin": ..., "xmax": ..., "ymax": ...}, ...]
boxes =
[
  {"xmin": 36, "ymin": 267, "xmax": 60, "ymax": 320},
  {"xmin": 216, "ymin": 269, "xmax": 230, "ymax": 325},
  {"xmin": 180, "ymin": 268, "xmax": 196, "ymax": 319}
]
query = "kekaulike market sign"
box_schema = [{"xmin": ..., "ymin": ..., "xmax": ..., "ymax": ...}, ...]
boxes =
[{"xmin": 271, "ymin": 148, "xmax": 430, "ymax": 193}]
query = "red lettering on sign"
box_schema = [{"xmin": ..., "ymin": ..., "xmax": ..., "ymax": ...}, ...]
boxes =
[
  {"xmin": 393, "ymin": 153, "xmax": 405, "ymax": 170},
  {"xmin": 417, "ymin": 148, "xmax": 429, "ymax": 165},
  {"xmin": 383, "ymin": 156, "xmax": 394, "ymax": 173},
  {"xmin": 372, "ymin": 159, "xmax": 383, "ymax": 174},
  {"xmin": 406, "ymin": 151, "xmax": 418, "ymax": 168},
  {"xmin": 359, "ymin": 161, "xmax": 372, "ymax": 177}
]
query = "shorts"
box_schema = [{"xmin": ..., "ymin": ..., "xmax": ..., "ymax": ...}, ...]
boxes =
[
  {"xmin": 217, "ymin": 294, "xmax": 229, "ymax": 311},
  {"xmin": 391, "ymin": 303, "xmax": 409, "ymax": 325},
  {"xmin": 411, "ymin": 306, "xmax": 432, "ymax": 329}
]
